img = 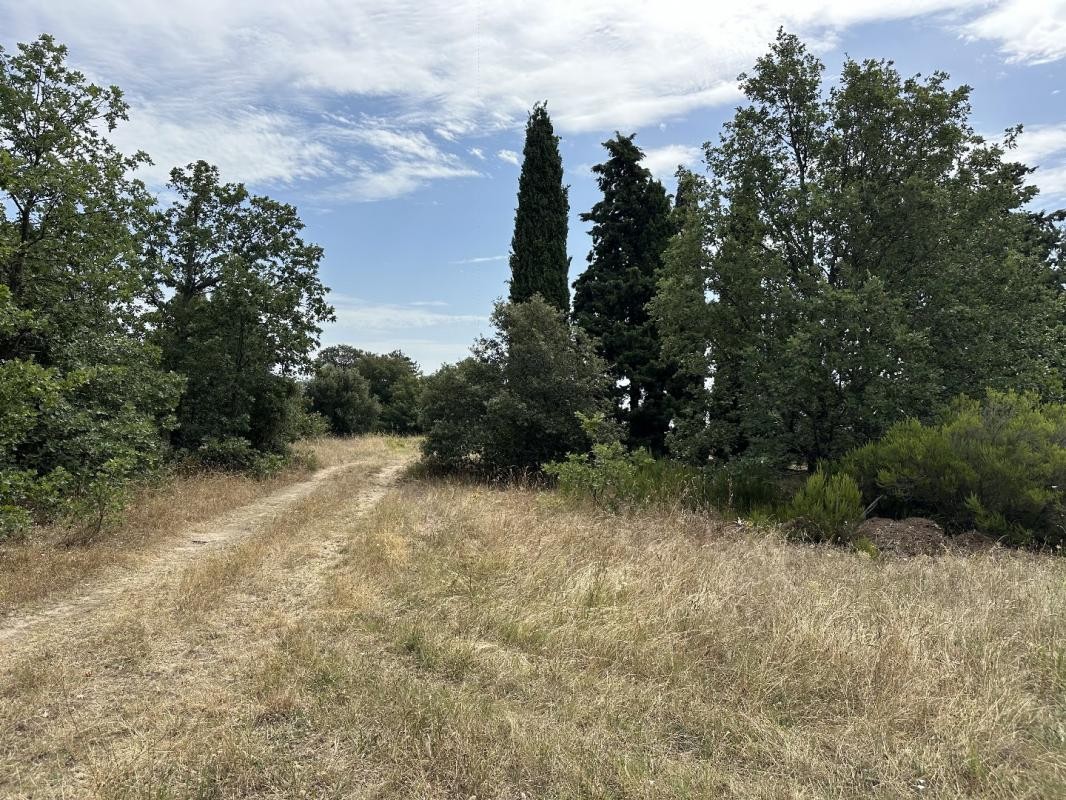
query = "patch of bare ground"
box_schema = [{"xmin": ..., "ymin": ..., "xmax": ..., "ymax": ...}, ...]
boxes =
[{"xmin": 2, "ymin": 452, "xmax": 1064, "ymax": 798}]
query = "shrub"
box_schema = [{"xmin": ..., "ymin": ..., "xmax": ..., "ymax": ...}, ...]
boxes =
[
  {"xmin": 195, "ymin": 437, "xmax": 286, "ymax": 477},
  {"xmin": 546, "ymin": 416, "xmax": 783, "ymax": 514},
  {"xmin": 545, "ymin": 414, "xmax": 658, "ymax": 511},
  {"xmin": 839, "ymin": 391, "xmax": 1066, "ymax": 546},
  {"xmin": 421, "ymin": 297, "xmax": 610, "ymax": 474},
  {"xmin": 786, "ymin": 470, "xmax": 864, "ymax": 542},
  {"xmin": 306, "ymin": 365, "xmax": 380, "ymax": 435},
  {"xmin": 703, "ymin": 457, "xmax": 783, "ymax": 515}
]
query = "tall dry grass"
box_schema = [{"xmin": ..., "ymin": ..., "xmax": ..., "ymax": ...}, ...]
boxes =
[
  {"xmin": 2, "ymin": 438, "xmax": 1063, "ymax": 799},
  {"xmin": 19, "ymin": 471, "xmax": 1052, "ymax": 798}
]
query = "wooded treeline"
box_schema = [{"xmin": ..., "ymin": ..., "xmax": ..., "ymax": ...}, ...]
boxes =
[
  {"xmin": 421, "ymin": 30, "xmax": 1066, "ymax": 546},
  {"xmin": 3, "ymin": 30, "xmax": 1065, "ymax": 546},
  {"xmin": 0, "ymin": 36, "xmax": 339, "ymax": 532}
]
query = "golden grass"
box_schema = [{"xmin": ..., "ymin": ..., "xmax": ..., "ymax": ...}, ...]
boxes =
[{"xmin": 2, "ymin": 447, "xmax": 1063, "ymax": 798}]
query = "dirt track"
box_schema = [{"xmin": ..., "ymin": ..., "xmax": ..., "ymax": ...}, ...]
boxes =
[{"xmin": 0, "ymin": 439, "xmax": 414, "ymax": 797}]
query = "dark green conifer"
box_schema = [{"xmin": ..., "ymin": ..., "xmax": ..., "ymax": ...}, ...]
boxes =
[
  {"xmin": 573, "ymin": 133, "xmax": 674, "ymax": 453},
  {"xmin": 508, "ymin": 103, "xmax": 570, "ymax": 311}
]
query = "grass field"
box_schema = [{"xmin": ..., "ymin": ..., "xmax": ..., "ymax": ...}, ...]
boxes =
[{"xmin": 1, "ymin": 437, "xmax": 1063, "ymax": 798}]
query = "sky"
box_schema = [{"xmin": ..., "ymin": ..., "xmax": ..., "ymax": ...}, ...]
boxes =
[{"xmin": 2, "ymin": 1, "xmax": 1065, "ymax": 371}]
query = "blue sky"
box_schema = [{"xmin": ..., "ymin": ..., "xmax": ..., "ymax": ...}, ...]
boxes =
[{"xmin": 3, "ymin": 1, "xmax": 1064, "ymax": 370}]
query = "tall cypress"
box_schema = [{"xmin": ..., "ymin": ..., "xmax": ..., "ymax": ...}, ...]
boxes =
[
  {"xmin": 573, "ymin": 133, "xmax": 674, "ymax": 453},
  {"xmin": 508, "ymin": 103, "xmax": 570, "ymax": 311}
]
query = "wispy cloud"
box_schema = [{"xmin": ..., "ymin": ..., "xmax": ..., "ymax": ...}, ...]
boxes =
[
  {"xmin": 6, "ymin": 0, "xmax": 1059, "ymax": 202},
  {"xmin": 1005, "ymin": 122, "xmax": 1066, "ymax": 205},
  {"xmin": 113, "ymin": 107, "xmax": 335, "ymax": 187},
  {"xmin": 325, "ymin": 296, "xmax": 488, "ymax": 370},
  {"xmin": 319, "ymin": 121, "xmax": 482, "ymax": 201},
  {"xmin": 496, "ymin": 149, "xmax": 520, "ymax": 166},
  {"xmin": 962, "ymin": 0, "xmax": 1066, "ymax": 64},
  {"xmin": 330, "ymin": 296, "xmax": 485, "ymax": 330},
  {"xmin": 450, "ymin": 254, "xmax": 507, "ymax": 264}
]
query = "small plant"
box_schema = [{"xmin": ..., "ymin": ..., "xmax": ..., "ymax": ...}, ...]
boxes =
[
  {"xmin": 786, "ymin": 470, "xmax": 864, "ymax": 542},
  {"xmin": 544, "ymin": 414, "xmax": 656, "ymax": 511}
]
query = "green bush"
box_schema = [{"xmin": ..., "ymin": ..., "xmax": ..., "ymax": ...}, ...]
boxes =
[
  {"xmin": 545, "ymin": 414, "xmax": 659, "ymax": 511},
  {"xmin": 314, "ymin": 346, "xmax": 423, "ymax": 434},
  {"xmin": 195, "ymin": 437, "xmax": 286, "ymax": 477},
  {"xmin": 839, "ymin": 391, "xmax": 1066, "ymax": 546},
  {"xmin": 421, "ymin": 297, "xmax": 610, "ymax": 474},
  {"xmin": 786, "ymin": 470, "xmax": 864, "ymax": 542},
  {"xmin": 546, "ymin": 415, "xmax": 782, "ymax": 514}
]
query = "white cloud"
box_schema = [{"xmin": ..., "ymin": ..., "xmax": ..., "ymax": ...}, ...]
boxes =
[
  {"xmin": 1011, "ymin": 123, "xmax": 1066, "ymax": 165},
  {"xmin": 1004, "ymin": 123, "xmax": 1066, "ymax": 204},
  {"xmin": 962, "ymin": 0, "xmax": 1066, "ymax": 64},
  {"xmin": 331, "ymin": 297, "xmax": 485, "ymax": 330},
  {"xmin": 450, "ymin": 254, "xmax": 507, "ymax": 264},
  {"xmin": 113, "ymin": 107, "xmax": 334, "ymax": 187},
  {"xmin": 5, "ymin": 0, "xmax": 1057, "ymax": 200},
  {"xmin": 324, "ymin": 297, "xmax": 488, "ymax": 370},
  {"xmin": 641, "ymin": 144, "xmax": 702, "ymax": 179},
  {"xmin": 469, "ymin": 147, "xmax": 486, "ymax": 160},
  {"xmin": 497, "ymin": 149, "xmax": 520, "ymax": 166},
  {"xmin": 323, "ymin": 122, "xmax": 482, "ymax": 201},
  {"xmin": 1033, "ymin": 163, "xmax": 1066, "ymax": 203}
]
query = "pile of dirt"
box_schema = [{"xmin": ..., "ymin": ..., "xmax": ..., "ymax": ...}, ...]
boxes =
[{"xmin": 856, "ymin": 517, "xmax": 999, "ymax": 557}]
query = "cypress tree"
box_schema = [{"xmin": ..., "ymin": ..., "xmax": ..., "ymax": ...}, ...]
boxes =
[
  {"xmin": 573, "ymin": 133, "xmax": 674, "ymax": 453},
  {"xmin": 508, "ymin": 103, "xmax": 570, "ymax": 311}
]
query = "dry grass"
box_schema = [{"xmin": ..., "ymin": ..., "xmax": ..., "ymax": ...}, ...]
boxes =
[
  {"xmin": 1, "ymin": 449, "xmax": 1064, "ymax": 798},
  {"xmin": 0, "ymin": 437, "xmax": 361, "ymax": 615}
]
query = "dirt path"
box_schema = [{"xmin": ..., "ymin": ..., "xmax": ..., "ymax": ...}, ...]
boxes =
[
  {"xmin": 1, "ymin": 438, "xmax": 417, "ymax": 797},
  {"xmin": 0, "ymin": 443, "xmax": 411, "ymax": 659}
]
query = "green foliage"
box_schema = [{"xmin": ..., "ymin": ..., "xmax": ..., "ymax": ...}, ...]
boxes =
[
  {"xmin": 658, "ymin": 30, "xmax": 1066, "ymax": 468},
  {"xmin": 195, "ymin": 437, "xmax": 287, "ymax": 477},
  {"xmin": 786, "ymin": 471, "xmax": 864, "ymax": 542},
  {"xmin": 706, "ymin": 458, "xmax": 783, "ymax": 516},
  {"xmin": 306, "ymin": 365, "xmax": 380, "ymax": 435},
  {"xmin": 648, "ymin": 168, "xmax": 715, "ymax": 464},
  {"xmin": 546, "ymin": 414, "xmax": 781, "ymax": 514},
  {"xmin": 544, "ymin": 413, "xmax": 657, "ymax": 511},
  {"xmin": 840, "ymin": 391, "xmax": 1066, "ymax": 545},
  {"xmin": 419, "ymin": 358, "xmax": 499, "ymax": 472},
  {"xmin": 0, "ymin": 36, "xmax": 180, "ymax": 529},
  {"xmin": 315, "ymin": 346, "xmax": 422, "ymax": 434},
  {"xmin": 573, "ymin": 133, "xmax": 677, "ymax": 453},
  {"xmin": 509, "ymin": 103, "xmax": 570, "ymax": 311},
  {"xmin": 420, "ymin": 296, "xmax": 610, "ymax": 474},
  {"xmin": 147, "ymin": 160, "xmax": 333, "ymax": 456}
]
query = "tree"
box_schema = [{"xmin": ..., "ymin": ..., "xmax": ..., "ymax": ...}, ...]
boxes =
[
  {"xmin": 508, "ymin": 103, "xmax": 570, "ymax": 311},
  {"xmin": 316, "ymin": 345, "xmax": 422, "ymax": 433},
  {"xmin": 421, "ymin": 296, "xmax": 609, "ymax": 473},
  {"xmin": 306, "ymin": 365, "xmax": 379, "ymax": 435},
  {"xmin": 0, "ymin": 35, "xmax": 181, "ymax": 530},
  {"xmin": 648, "ymin": 168, "xmax": 715, "ymax": 463},
  {"xmin": 147, "ymin": 161, "xmax": 333, "ymax": 456},
  {"xmin": 661, "ymin": 30, "xmax": 1065, "ymax": 468},
  {"xmin": 572, "ymin": 134, "xmax": 675, "ymax": 453}
]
